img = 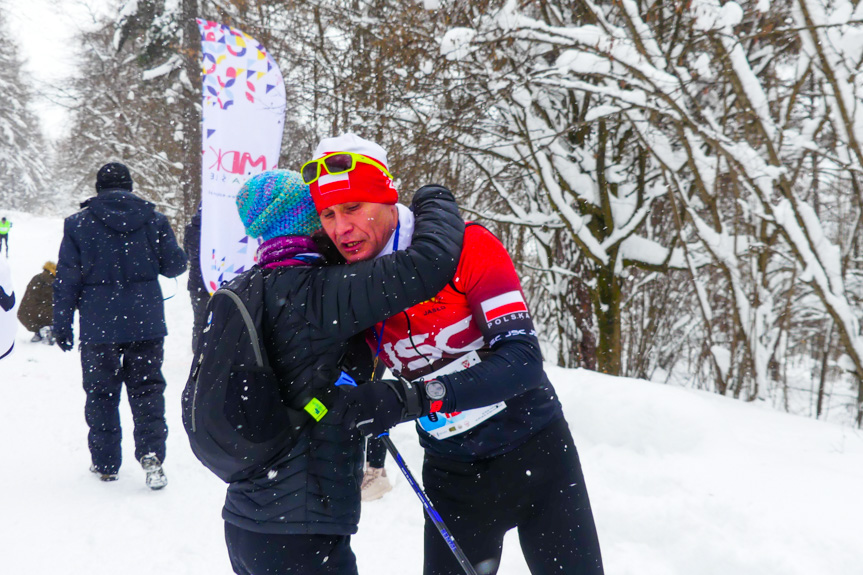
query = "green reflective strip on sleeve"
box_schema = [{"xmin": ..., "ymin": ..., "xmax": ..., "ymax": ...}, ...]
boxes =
[{"xmin": 304, "ymin": 398, "xmax": 328, "ymax": 421}]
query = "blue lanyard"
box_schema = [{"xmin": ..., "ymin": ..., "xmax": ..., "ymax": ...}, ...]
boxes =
[
  {"xmin": 390, "ymin": 220, "xmax": 401, "ymax": 258},
  {"xmin": 374, "ymin": 321, "xmax": 387, "ymax": 358}
]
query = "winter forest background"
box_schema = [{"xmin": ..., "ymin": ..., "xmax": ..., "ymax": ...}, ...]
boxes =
[{"xmin": 1, "ymin": 0, "xmax": 861, "ymax": 428}]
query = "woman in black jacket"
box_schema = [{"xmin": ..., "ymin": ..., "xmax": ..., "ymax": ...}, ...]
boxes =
[{"xmin": 189, "ymin": 170, "xmax": 463, "ymax": 575}]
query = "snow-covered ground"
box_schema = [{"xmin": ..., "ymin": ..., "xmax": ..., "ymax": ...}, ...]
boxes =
[{"xmin": 2, "ymin": 211, "xmax": 862, "ymax": 574}]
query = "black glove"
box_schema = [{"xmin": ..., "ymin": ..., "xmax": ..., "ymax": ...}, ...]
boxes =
[
  {"xmin": 331, "ymin": 375, "xmax": 427, "ymax": 437},
  {"xmin": 54, "ymin": 329, "xmax": 74, "ymax": 352}
]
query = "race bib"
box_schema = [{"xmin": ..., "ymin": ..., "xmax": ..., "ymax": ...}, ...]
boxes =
[{"xmin": 416, "ymin": 351, "xmax": 506, "ymax": 440}]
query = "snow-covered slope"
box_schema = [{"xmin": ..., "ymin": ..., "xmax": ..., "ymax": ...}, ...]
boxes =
[{"xmin": 2, "ymin": 212, "xmax": 862, "ymax": 574}]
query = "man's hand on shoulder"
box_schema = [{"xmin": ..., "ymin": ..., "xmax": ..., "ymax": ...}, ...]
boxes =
[{"xmin": 410, "ymin": 184, "xmax": 455, "ymax": 208}]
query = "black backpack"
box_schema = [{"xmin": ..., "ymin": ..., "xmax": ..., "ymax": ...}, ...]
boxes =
[{"xmin": 181, "ymin": 268, "xmax": 318, "ymax": 483}]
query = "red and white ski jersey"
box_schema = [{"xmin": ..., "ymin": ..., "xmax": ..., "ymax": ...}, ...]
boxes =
[{"xmin": 368, "ymin": 223, "xmax": 535, "ymax": 381}]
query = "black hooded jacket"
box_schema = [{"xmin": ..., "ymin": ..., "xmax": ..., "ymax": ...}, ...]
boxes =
[
  {"xmin": 218, "ymin": 185, "xmax": 464, "ymax": 535},
  {"xmin": 53, "ymin": 189, "xmax": 188, "ymax": 344}
]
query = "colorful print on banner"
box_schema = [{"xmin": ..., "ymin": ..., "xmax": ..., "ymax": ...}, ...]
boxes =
[
  {"xmin": 200, "ymin": 20, "xmax": 282, "ymax": 111},
  {"xmin": 198, "ymin": 19, "xmax": 286, "ymax": 294}
]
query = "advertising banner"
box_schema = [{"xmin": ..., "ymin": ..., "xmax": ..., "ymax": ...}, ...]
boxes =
[{"xmin": 198, "ymin": 19, "xmax": 286, "ymax": 293}]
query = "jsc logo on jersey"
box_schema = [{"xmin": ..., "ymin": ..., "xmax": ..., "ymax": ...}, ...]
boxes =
[{"xmin": 480, "ymin": 290, "xmax": 529, "ymax": 325}]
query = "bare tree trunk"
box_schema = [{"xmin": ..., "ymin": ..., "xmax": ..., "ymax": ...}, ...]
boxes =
[
  {"xmin": 573, "ymin": 263, "xmax": 597, "ymax": 370},
  {"xmin": 594, "ymin": 260, "xmax": 622, "ymax": 375},
  {"xmin": 816, "ymin": 321, "xmax": 834, "ymax": 419},
  {"xmin": 181, "ymin": 0, "xmax": 202, "ymax": 228},
  {"xmin": 856, "ymin": 373, "xmax": 863, "ymax": 427}
]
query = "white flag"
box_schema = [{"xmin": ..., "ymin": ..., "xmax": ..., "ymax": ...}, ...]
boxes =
[{"xmin": 198, "ymin": 20, "xmax": 286, "ymax": 293}]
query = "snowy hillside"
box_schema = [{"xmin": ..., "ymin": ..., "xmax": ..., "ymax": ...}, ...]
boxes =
[{"xmin": 2, "ymin": 212, "xmax": 862, "ymax": 575}]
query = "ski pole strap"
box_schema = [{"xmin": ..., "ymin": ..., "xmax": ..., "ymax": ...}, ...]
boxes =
[
  {"xmin": 162, "ymin": 277, "xmax": 179, "ymax": 301},
  {"xmin": 385, "ymin": 373, "xmax": 424, "ymax": 421},
  {"xmin": 380, "ymin": 434, "xmax": 478, "ymax": 575}
]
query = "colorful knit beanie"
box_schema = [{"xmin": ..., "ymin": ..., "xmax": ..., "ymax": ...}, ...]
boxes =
[
  {"xmin": 236, "ymin": 170, "xmax": 322, "ymax": 241},
  {"xmin": 307, "ymin": 133, "xmax": 399, "ymax": 213}
]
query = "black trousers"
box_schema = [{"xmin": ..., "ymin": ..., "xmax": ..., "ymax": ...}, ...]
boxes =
[
  {"xmin": 366, "ymin": 436, "xmax": 387, "ymax": 468},
  {"xmin": 224, "ymin": 523, "xmax": 358, "ymax": 575},
  {"xmin": 422, "ymin": 417, "xmax": 604, "ymax": 575},
  {"xmin": 81, "ymin": 338, "xmax": 168, "ymax": 474},
  {"xmin": 0, "ymin": 234, "xmax": 7, "ymax": 254},
  {"xmin": 189, "ymin": 286, "xmax": 209, "ymax": 353}
]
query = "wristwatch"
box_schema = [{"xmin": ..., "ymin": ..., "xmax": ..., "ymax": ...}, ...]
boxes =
[{"xmin": 424, "ymin": 379, "xmax": 447, "ymax": 401}]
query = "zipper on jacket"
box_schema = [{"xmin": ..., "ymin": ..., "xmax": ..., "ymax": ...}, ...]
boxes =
[{"xmin": 190, "ymin": 351, "xmax": 204, "ymax": 433}]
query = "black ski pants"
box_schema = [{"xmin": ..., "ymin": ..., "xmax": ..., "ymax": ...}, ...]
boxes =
[
  {"xmin": 81, "ymin": 338, "xmax": 168, "ymax": 474},
  {"xmin": 189, "ymin": 286, "xmax": 209, "ymax": 353},
  {"xmin": 366, "ymin": 435, "xmax": 387, "ymax": 468},
  {"xmin": 224, "ymin": 523, "xmax": 358, "ymax": 575},
  {"xmin": 0, "ymin": 234, "xmax": 7, "ymax": 255},
  {"xmin": 422, "ymin": 417, "xmax": 604, "ymax": 575}
]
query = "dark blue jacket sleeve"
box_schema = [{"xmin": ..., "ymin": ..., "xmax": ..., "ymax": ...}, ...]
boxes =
[
  {"xmin": 53, "ymin": 219, "xmax": 83, "ymax": 337},
  {"xmin": 156, "ymin": 215, "xmax": 188, "ymax": 278},
  {"xmin": 423, "ymin": 224, "xmax": 548, "ymax": 413},
  {"xmin": 438, "ymin": 336, "xmax": 545, "ymax": 413}
]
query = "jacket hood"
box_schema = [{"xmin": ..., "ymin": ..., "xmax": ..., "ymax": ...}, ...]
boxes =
[{"xmin": 82, "ymin": 190, "xmax": 155, "ymax": 233}]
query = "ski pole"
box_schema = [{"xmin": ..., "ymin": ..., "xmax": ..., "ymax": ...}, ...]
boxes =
[{"xmin": 379, "ymin": 433, "xmax": 478, "ymax": 575}]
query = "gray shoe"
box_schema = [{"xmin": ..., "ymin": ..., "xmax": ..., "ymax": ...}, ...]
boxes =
[
  {"xmin": 39, "ymin": 326, "xmax": 55, "ymax": 345},
  {"xmin": 140, "ymin": 453, "xmax": 168, "ymax": 490}
]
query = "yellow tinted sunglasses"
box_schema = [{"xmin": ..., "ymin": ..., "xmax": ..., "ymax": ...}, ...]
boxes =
[{"xmin": 301, "ymin": 152, "xmax": 392, "ymax": 185}]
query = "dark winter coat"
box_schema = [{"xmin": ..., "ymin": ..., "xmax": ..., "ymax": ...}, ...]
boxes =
[
  {"xmin": 53, "ymin": 189, "xmax": 188, "ymax": 345},
  {"xmin": 217, "ymin": 185, "xmax": 464, "ymax": 535},
  {"xmin": 17, "ymin": 266, "xmax": 55, "ymax": 332}
]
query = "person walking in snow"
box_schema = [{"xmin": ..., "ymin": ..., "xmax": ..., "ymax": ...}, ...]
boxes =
[
  {"xmin": 0, "ymin": 256, "xmax": 15, "ymax": 359},
  {"xmin": 187, "ymin": 169, "xmax": 463, "ymax": 575},
  {"xmin": 0, "ymin": 216, "xmax": 12, "ymax": 257},
  {"xmin": 309, "ymin": 134, "xmax": 605, "ymax": 575},
  {"xmin": 53, "ymin": 162, "xmax": 187, "ymax": 488},
  {"xmin": 17, "ymin": 261, "xmax": 57, "ymax": 344}
]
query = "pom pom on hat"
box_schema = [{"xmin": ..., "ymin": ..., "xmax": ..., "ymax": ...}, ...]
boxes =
[
  {"xmin": 308, "ymin": 133, "xmax": 398, "ymax": 213},
  {"xmin": 236, "ymin": 170, "xmax": 322, "ymax": 241}
]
